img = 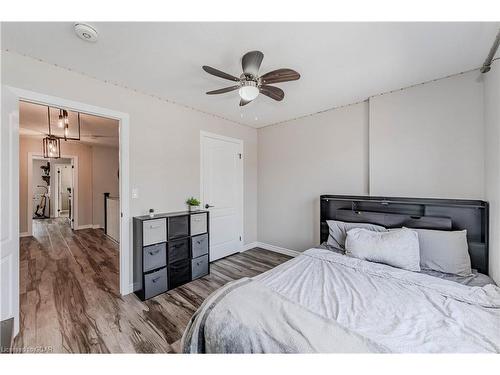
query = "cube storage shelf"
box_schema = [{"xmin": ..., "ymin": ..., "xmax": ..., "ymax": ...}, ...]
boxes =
[{"xmin": 133, "ymin": 210, "xmax": 210, "ymax": 300}]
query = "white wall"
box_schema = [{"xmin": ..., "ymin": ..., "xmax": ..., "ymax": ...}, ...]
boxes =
[
  {"xmin": 92, "ymin": 145, "xmax": 119, "ymax": 228},
  {"xmin": 484, "ymin": 59, "xmax": 500, "ymax": 284},
  {"xmin": 3, "ymin": 51, "xmax": 258, "ymax": 267},
  {"xmin": 258, "ymin": 102, "xmax": 369, "ymax": 250},
  {"xmin": 369, "ymin": 71, "xmax": 485, "ymax": 199}
]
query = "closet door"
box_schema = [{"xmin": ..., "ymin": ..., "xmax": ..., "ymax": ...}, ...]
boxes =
[{"xmin": 200, "ymin": 132, "xmax": 243, "ymax": 261}]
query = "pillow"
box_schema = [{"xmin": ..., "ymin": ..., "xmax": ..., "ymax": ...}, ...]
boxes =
[
  {"xmin": 345, "ymin": 228, "xmax": 421, "ymax": 271},
  {"xmin": 326, "ymin": 220, "xmax": 387, "ymax": 251},
  {"xmin": 409, "ymin": 228, "xmax": 472, "ymax": 276}
]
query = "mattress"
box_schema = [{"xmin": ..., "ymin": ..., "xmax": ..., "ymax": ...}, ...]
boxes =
[
  {"xmin": 183, "ymin": 248, "xmax": 500, "ymax": 353},
  {"xmin": 317, "ymin": 242, "xmax": 496, "ymax": 287}
]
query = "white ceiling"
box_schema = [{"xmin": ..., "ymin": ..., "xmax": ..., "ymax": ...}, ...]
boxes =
[
  {"xmin": 19, "ymin": 101, "xmax": 119, "ymax": 147},
  {"xmin": 3, "ymin": 22, "xmax": 499, "ymax": 128}
]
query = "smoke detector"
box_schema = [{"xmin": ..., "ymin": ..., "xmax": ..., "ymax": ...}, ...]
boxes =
[{"xmin": 74, "ymin": 23, "xmax": 98, "ymax": 43}]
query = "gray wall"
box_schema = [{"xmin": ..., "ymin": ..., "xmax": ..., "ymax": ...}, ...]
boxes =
[
  {"xmin": 258, "ymin": 102, "xmax": 369, "ymax": 250},
  {"xmin": 369, "ymin": 71, "xmax": 484, "ymax": 199},
  {"xmin": 484, "ymin": 60, "xmax": 500, "ymax": 284},
  {"xmin": 257, "ymin": 71, "xmax": 487, "ymax": 264}
]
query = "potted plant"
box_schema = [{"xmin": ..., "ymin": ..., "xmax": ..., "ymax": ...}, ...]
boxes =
[{"xmin": 186, "ymin": 197, "xmax": 201, "ymax": 211}]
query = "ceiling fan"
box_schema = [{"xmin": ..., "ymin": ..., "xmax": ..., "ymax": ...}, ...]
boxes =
[{"xmin": 202, "ymin": 51, "xmax": 300, "ymax": 106}]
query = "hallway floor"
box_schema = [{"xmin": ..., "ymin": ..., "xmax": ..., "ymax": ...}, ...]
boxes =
[{"xmin": 12, "ymin": 218, "xmax": 291, "ymax": 353}]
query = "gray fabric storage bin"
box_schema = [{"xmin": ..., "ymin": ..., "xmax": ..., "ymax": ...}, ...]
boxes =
[
  {"xmin": 144, "ymin": 267, "xmax": 168, "ymax": 299},
  {"xmin": 191, "ymin": 234, "xmax": 209, "ymax": 258},
  {"xmin": 192, "ymin": 255, "xmax": 209, "ymax": 280},
  {"xmin": 143, "ymin": 243, "xmax": 167, "ymax": 272}
]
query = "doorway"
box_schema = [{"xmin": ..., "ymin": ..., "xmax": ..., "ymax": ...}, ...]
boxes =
[
  {"xmin": 200, "ymin": 131, "xmax": 244, "ymax": 261},
  {"xmin": 1, "ymin": 86, "xmax": 130, "ymax": 336},
  {"xmin": 27, "ymin": 155, "xmax": 77, "ymax": 235},
  {"xmin": 53, "ymin": 162, "xmax": 73, "ymax": 221}
]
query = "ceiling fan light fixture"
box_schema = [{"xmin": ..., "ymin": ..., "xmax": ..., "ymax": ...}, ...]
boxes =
[
  {"xmin": 203, "ymin": 51, "xmax": 300, "ymax": 106},
  {"xmin": 238, "ymin": 81, "xmax": 259, "ymax": 101}
]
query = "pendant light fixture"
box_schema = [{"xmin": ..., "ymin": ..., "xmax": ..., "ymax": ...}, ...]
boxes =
[
  {"xmin": 42, "ymin": 135, "xmax": 61, "ymax": 159},
  {"xmin": 49, "ymin": 107, "xmax": 80, "ymax": 141},
  {"xmin": 43, "ymin": 107, "xmax": 61, "ymax": 159}
]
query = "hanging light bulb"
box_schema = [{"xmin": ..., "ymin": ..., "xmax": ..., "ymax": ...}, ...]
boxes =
[
  {"xmin": 58, "ymin": 109, "xmax": 64, "ymax": 128},
  {"xmin": 63, "ymin": 110, "xmax": 69, "ymax": 126}
]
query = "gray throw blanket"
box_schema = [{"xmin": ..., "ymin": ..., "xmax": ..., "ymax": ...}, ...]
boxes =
[{"xmin": 182, "ymin": 249, "xmax": 500, "ymax": 353}]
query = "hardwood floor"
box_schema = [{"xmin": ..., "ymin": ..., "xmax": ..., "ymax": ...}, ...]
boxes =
[{"xmin": 11, "ymin": 218, "xmax": 291, "ymax": 353}]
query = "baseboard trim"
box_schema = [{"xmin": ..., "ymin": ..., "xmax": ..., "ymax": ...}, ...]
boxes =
[
  {"xmin": 240, "ymin": 241, "xmax": 259, "ymax": 252},
  {"xmin": 76, "ymin": 224, "xmax": 93, "ymax": 230},
  {"xmin": 19, "ymin": 232, "xmax": 30, "ymax": 238},
  {"xmin": 241, "ymin": 241, "xmax": 300, "ymax": 257},
  {"xmin": 92, "ymin": 224, "xmax": 103, "ymax": 229}
]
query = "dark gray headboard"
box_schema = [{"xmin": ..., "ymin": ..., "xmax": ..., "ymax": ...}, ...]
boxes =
[{"xmin": 320, "ymin": 195, "xmax": 489, "ymax": 275}]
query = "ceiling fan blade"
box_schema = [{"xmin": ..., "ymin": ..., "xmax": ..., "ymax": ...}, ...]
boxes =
[
  {"xmin": 259, "ymin": 85, "xmax": 285, "ymax": 101},
  {"xmin": 239, "ymin": 98, "xmax": 253, "ymax": 106},
  {"xmin": 202, "ymin": 66, "xmax": 240, "ymax": 82},
  {"xmin": 242, "ymin": 51, "xmax": 264, "ymax": 77},
  {"xmin": 206, "ymin": 85, "xmax": 240, "ymax": 95},
  {"xmin": 260, "ymin": 68, "xmax": 300, "ymax": 84}
]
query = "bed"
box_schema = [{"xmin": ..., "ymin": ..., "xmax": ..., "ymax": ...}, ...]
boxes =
[{"xmin": 182, "ymin": 196, "xmax": 500, "ymax": 353}]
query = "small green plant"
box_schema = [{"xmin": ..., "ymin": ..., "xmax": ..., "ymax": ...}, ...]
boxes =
[{"xmin": 186, "ymin": 197, "xmax": 200, "ymax": 207}]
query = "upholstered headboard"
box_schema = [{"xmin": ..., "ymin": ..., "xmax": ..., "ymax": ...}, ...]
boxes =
[{"xmin": 320, "ymin": 195, "xmax": 489, "ymax": 275}]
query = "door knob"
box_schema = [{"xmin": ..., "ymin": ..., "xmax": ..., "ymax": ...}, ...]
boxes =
[{"xmin": 205, "ymin": 204, "xmax": 214, "ymax": 209}]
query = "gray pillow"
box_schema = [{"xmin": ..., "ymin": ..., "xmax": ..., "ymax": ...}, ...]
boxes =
[
  {"xmin": 409, "ymin": 228, "xmax": 472, "ymax": 276},
  {"xmin": 326, "ymin": 220, "xmax": 387, "ymax": 250},
  {"xmin": 345, "ymin": 228, "xmax": 421, "ymax": 271}
]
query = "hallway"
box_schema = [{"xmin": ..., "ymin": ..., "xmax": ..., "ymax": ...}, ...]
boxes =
[{"xmin": 14, "ymin": 218, "xmax": 120, "ymax": 352}]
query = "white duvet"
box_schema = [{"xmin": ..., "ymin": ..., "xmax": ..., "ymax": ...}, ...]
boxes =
[
  {"xmin": 183, "ymin": 248, "xmax": 500, "ymax": 353},
  {"xmin": 254, "ymin": 248, "xmax": 500, "ymax": 353}
]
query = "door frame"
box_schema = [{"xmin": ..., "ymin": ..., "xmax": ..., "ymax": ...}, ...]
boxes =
[
  {"xmin": 199, "ymin": 130, "xmax": 244, "ymax": 254},
  {"xmin": 50, "ymin": 160, "xmax": 74, "ymax": 222},
  {"xmin": 6, "ymin": 86, "xmax": 131, "ymax": 310},
  {"xmin": 26, "ymin": 154, "xmax": 77, "ymax": 232}
]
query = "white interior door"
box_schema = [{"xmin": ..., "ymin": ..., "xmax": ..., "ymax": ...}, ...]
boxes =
[
  {"xmin": 1, "ymin": 86, "xmax": 20, "ymax": 335},
  {"xmin": 201, "ymin": 132, "xmax": 243, "ymax": 261}
]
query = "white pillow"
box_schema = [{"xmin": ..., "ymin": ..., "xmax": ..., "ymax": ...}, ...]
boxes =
[
  {"xmin": 409, "ymin": 228, "xmax": 472, "ymax": 276},
  {"xmin": 345, "ymin": 228, "xmax": 421, "ymax": 271}
]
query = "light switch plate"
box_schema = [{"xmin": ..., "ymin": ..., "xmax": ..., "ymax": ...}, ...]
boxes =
[{"xmin": 132, "ymin": 188, "xmax": 139, "ymax": 199}]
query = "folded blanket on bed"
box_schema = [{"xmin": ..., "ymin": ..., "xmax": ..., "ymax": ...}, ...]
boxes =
[
  {"xmin": 182, "ymin": 277, "xmax": 387, "ymax": 353},
  {"xmin": 182, "ymin": 249, "xmax": 500, "ymax": 353}
]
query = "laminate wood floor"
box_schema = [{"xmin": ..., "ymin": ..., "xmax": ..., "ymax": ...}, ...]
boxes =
[{"xmin": 11, "ymin": 218, "xmax": 292, "ymax": 353}]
